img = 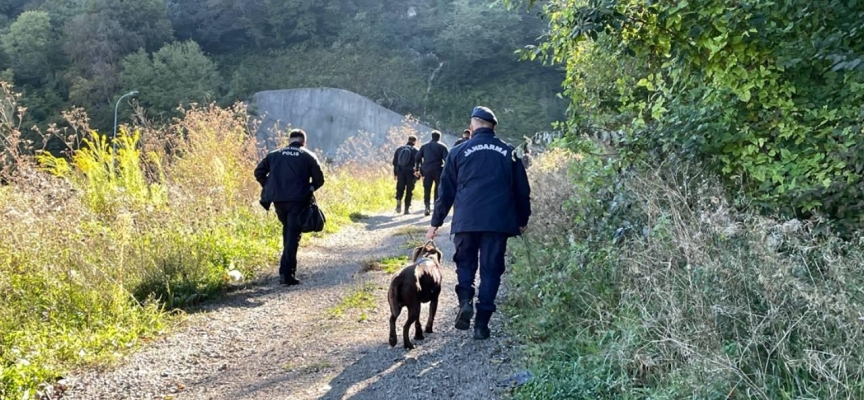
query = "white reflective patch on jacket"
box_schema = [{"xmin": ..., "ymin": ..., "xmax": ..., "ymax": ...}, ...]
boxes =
[{"xmin": 463, "ymin": 144, "xmax": 507, "ymax": 158}]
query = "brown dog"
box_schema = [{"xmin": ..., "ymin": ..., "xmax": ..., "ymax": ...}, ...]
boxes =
[{"xmin": 388, "ymin": 241, "xmax": 443, "ymax": 349}]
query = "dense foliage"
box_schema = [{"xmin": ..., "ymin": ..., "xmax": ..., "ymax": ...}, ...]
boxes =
[
  {"xmin": 517, "ymin": 0, "xmax": 864, "ymax": 229},
  {"xmin": 503, "ymin": 0, "xmax": 864, "ymax": 398},
  {"xmin": 0, "ymin": 0, "xmax": 566, "ymax": 148}
]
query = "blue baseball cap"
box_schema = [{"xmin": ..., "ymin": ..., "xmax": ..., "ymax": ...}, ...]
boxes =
[{"xmin": 471, "ymin": 106, "xmax": 498, "ymax": 125}]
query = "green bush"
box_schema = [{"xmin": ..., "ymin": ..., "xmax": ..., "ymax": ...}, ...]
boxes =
[
  {"xmin": 506, "ymin": 147, "xmax": 864, "ymax": 399},
  {"xmin": 521, "ymin": 0, "xmax": 864, "ymax": 230}
]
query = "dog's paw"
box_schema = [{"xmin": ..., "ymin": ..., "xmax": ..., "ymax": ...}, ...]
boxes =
[
  {"xmin": 414, "ymin": 333, "xmax": 425, "ymax": 341},
  {"xmin": 424, "ymin": 326, "xmax": 434, "ymax": 334},
  {"xmin": 389, "ymin": 336, "xmax": 397, "ymax": 347},
  {"xmin": 404, "ymin": 342, "xmax": 415, "ymax": 350}
]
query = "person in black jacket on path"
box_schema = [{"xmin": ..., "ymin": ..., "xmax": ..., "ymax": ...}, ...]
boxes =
[
  {"xmin": 255, "ymin": 129, "xmax": 325, "ymax": 286},
  {"xmin": 392, "ymin": 135, "xmax": 420, "ymax": 214},
  {"xmin": 454, "ymin": 129, "xmax": 471, "ymax": 147},
  {"xmin": 415, "ymin": 130, "xmax": 449, "ymax": 216},
  {"xmin": 427, "ymin": 107, "xmax": 531, "ymax": 340}
]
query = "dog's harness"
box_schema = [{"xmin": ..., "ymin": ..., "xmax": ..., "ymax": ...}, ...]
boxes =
[
  {"xmin": 415, "ymin": 240, "xmax": 439, "ymax": 264},
  {"xmin": 414, "ymin": 240, "xmax": 442, "ymax": 284}
]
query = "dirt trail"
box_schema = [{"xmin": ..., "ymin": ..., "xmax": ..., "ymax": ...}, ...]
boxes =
[{"xmin": 64, "ymin": 211, "xmax": 521, "ymax": 400}]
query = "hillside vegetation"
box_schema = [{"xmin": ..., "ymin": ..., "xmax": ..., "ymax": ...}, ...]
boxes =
[
  {"xmin": 0, "ymin": 0, "xmax": 565, "ymax": 147},
  {"xmin": 505, "ymin": 1, "xmax": 864, "ymax": 398}
]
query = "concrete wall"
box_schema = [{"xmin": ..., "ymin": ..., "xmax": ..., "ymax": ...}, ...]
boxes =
[{"xmin": 251, "ymin": 88, "xmax": 453, "ymax": 159}]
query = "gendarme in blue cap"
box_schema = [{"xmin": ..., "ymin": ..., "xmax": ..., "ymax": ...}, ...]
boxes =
[{"xmin": 471, "ymin": 106, "xmax": 498, "ymax": 126}]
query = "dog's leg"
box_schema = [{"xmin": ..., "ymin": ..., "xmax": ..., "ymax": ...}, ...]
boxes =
[
  {"xmin": 411, "ymin": 303, "xmax": 424, "ymax": 341},
  {"xmin": 403, "ymin": 305, "xmax": 420, "ymax": 349},
  {"xmin": 425, "ymin": 296, "xmax": 438, "ymax": 334},
  {"xmin": 389, "ymin": 305, "xmax": 402, "ymax": 347}
]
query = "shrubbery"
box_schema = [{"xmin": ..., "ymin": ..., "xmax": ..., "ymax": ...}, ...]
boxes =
[
  {"xmin": 518, "ymin": 0, "xmax": 864, "ymax": 231},
  {"xmin": 0, "ymin": 83, "xmax": 400, "ymax": 398},
  {"xmin": 504, "ymin": 3, "xmax": 864, "ymax": 394},
  {"xmin": 506, "ymin": 146, "xmax": 864, "ymax": 399}
]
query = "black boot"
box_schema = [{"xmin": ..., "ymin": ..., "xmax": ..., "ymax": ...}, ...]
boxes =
[
  {"xmin": 455, "ymin": 300, "xmax": 474, "ymax": 331},
  {"xmin": 395, "ymin": 200, "xmax": 402, "ymax": 214},
  {"xmin": 424, "ymin": 205, "xmax": 431, "ymax": 216},
  {"xmin": 280, "ymin": 275, "xmax": 300, "ymax": 286},
  {"xmin": 473, "ymin": 312, "xmax": 491, "ymax": 340}
]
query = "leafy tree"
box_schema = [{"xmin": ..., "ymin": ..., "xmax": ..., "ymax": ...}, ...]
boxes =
[
  {"xmin": 168, "ymin": 0, "xmax": 340, "ymax": 52},
  {"xmin": 90, "ymin": 0, "xmax": 173, "ymax": 53},
  {"xmin": 0, "ymin": 0, "xmax": 565, "ymax": 140},
  {"xmin": 38, "ymin": 0, "xmax": 88, "ymax": 20},
  {"xmin": 521, "ymin": 0, "xmax": 864, "ymax": 229},
  {"xmin": 120, "ymin": 41, "xmax": 222, "ymax": 119},
  {"xmin": 62, "ymin": 0, "xmax": 172, "ymax": 126},
  {"xmin": 1, "ymin": 11, "xmax": 60, "ymax": 84},
  {"xmin": 63, "ymin": 0, "xmax": 172, "ymax": 71}
]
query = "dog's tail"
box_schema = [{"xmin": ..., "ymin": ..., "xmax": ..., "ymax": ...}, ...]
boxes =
[{"xmin": 387, "ymin": 280, "xmax": 400, "ymax": 316}]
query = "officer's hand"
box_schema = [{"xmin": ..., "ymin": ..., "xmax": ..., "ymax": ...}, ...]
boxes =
[
  {"xmin": 520, "ymin": 226, "xmax": 527, "ymax": 234},
  {"xmin": 427, "ymin": 227, "xmax": 438, "ymax": 240}
]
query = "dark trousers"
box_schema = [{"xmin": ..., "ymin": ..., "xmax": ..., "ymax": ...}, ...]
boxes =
[
  {"xmin": 453, "ymin": 232, "xmax": 508, "ymax": 321},
  {"xmin": 395, "ymin": 170, "xmax": 416, "ymax": 207},
  {"xmin": 422, "ymin": 168, "xmax": 442, "ymax": 208},
  {"xmin": 274, "ymin": 202, "xmax": 304, "ymax": 278}
]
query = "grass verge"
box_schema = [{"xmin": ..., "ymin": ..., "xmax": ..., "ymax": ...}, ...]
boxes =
[
  {"xmin": 505, "ymin": 148, "xmax": 864, "ymax": 399},
  {"xmin": 361, "ymin": 255, "xmax": 409, "ymax": 274},
  {"xmin": 326, "ymin": 283, "xmax": 380, "ymax": 322}
]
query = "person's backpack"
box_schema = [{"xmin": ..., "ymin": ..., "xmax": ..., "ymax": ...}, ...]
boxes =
[{"xmin": 396, "ymin": 146, "xmax": 413, "ymax": 168}]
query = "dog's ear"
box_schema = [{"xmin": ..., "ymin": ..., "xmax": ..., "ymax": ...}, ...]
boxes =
[
  {"xmin": 411, "ymin": 246, "xmax": 423, "ymax": 262},
  {"xmin": 432, "ymin": 248, "xmax": 443, "ymax": 264}
]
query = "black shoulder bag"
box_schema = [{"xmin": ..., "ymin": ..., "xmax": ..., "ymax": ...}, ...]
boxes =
[{"xmin": 299, "ymin": 195, "xmax": 326, "ymax": 233}]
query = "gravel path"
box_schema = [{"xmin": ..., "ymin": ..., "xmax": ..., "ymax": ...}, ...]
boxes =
[{"xmin": 63, "ymin": 211, "xmax": 521, "ymax": 400}]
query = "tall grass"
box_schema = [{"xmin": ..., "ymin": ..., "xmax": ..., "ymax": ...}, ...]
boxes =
[
  {"xmin": 0, "ymin": 83, "xmax": 406, "ymax": 399},
  {"xmin": 506, "ymin": 147, "xmax": 864, "ymax": 399}
]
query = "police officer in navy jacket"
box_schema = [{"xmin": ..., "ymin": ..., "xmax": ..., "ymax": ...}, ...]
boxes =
[
  {"xmin": 255, "ymin": 129, "xmax": 325, "ymax": 286},
  {"xmin": 392, "ymin": 135, "xmax": 420, "ymax": 214},
  {"xmin": 415, "ymin": 130, "xmax": 450, "ymax": 216},
  {"xmin": 427, "ymin": 106, "xmax": 531, "ymax": 340},
  {"xmin": 454, "ymin": 128, "xmax": 471, "ymax": 147}
]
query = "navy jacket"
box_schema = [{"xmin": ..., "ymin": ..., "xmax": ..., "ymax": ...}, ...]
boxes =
[
  {"xmin": 431, "ymin": 128, "xmax": 531, "ymax": 236},
  {"xmin": 415, "ymin": 140, "xmax": 449, "ymax": 175},
  {"xmin": 392, "ymin": 143, "xmax": 419, "ymax": 175},
  {"xmin": 454, "ymin": 137, "xmax": 470, "ymax": 147},
  {"xmin": 254, "ymin": 143, "xmax": 325, "ymax": 203}
]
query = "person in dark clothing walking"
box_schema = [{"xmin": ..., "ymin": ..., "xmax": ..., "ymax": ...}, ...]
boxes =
[
  {"xmin": 454, "ymin": 129, "xmax": 471, "ymax": 147},
  {"xmin": 427, "ymin": 106, "xmax": 531, "ymax": 340},
  {"xmin": 255, "ymin": 129, "xmax": 325, "ymax": 286},
  {"xmin": 392, "ymin": 135, "xmax": 420, "ymax": 214},
  {"xmin": 415, "ymin": 130, "xmax": 449, "ymax": 216}
]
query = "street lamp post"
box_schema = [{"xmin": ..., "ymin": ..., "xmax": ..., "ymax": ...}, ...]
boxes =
[{"xmin": 113, "ymin": 90, "xmax": 139, "ymax": 156}]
